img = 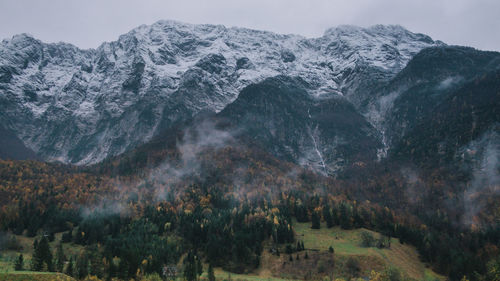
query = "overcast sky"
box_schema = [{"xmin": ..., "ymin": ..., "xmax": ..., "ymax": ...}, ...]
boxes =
[{"xmin": 0, "ymin": 0, "xmax": 499, "ymax": 51}]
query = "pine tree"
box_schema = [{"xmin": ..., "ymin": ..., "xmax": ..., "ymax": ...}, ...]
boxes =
[
  {"xmin": 14, "ymin": 254, "xmax": 24, "ymax": 271},
  {"xmin": 76, "ymin": 252, "xmax": 89, "ymax": 279},
  {"xmin": 31, "ymin": 236, "xmax": 53, "ymax": 272},
  {"xmin": 38, "ymin": 236, "xmax": 54, "ymax": 271},
  {"xmin": 183, "ymin": 251, "xmax": 197, "ymax": 281},
  {"xmin": 55, "ymin": 243, "xmax": 66, "ymax": 272},
  {"xmin": 323, "ymin": 206, "xmax": 334, "ymax": 228},
  {"xmin": 31, "ymin": 239, "xmax": 43, "ymax": 271},
  {"xmin": 117, "ymin": 256, "xmax": 128, "ymax": 280},
  {"xmin": 196, "ymin": 254, "xmax": 203, "ymax": 277},
  {"xmin": 65, "ymin": 257, "xmax": 74, "ymax": 277},
  {"xmin": 311, "ymin": 211, "xmax": 321, "ymax": 229},
  {"xmin": 208, "ymin": 263, "xmax": 216, "ymax": 281},
  {"xmin": 89, "ymin": 247, "xmax": 103, "ymax": 278},
  {"xmin": 106, "ymin": 255, "xmax": 117, "ymax": 280},
  {"xmin": 339, "ymin": 203, "xmax": 351, "ymax": 229}
]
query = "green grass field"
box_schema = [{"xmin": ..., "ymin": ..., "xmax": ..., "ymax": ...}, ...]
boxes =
[{"xmin": 293, "ymin": 221, "xmax": 443, "ymax": 281}]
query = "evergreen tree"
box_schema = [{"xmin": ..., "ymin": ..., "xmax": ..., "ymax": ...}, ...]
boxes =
[
  {"xmin": 65, "ymin": 257, "xmax": 74, "ymax": 277},
  {"xmin": 31, "ymin": 237, "xmax": 53, "ymax": 271},
  {"xmin": 323, "ymin": 206, "xmax": 334, "ymax": 228},
  {"xmin": 117, "ymin": 257, "xmax": 128, "ymax": 280},
  {"xmin": 38, "ymin": 236, "xmax": 54, "ymax": 271},
  {"xmin": 295, "ymin": 204, "xmax": 309, "ymax": 222},
  {"xmin": 14, "ymin": 254, "xmax": 23, "ymax": 271},
  {"xmin": 208, "ymin": 263, "xmax": 216, "ymax": 281},
  {"xmin": 31, "ymin": 239, "xmax": 43, "ymax": 271},
  {"xmin": 89, "ymin": 247, "xmax": 103, "ymax": 278},
  {"xmin": 311, "ymin": 211, "xmax": 321, "ymax": 229},
  {"xmin": 106, "ymin": 256, "xmax": 117, "ymax": 280},
  {"xmin": 76, "ymin": 252, "xmax": 89, "ymax": 279},
  {"xmin": 331, "ymin": 207, "xmax": 339, "ymax": 226},
  {"xmin": 55, "ymin": 243, "xmax": 66, "ymax": 272},
  {"xmin": 196, "ymin": 255, "xmax": 203, "ymax": 277},
  {"xmin": 183, "ymin": 251, "xmax": 197, "ymax": 281},
  {"xmin": 339, "ymin": 203, "xmax": 352, "ymax": 229},
  {"xmin": 27, "ymin": 220, "xmax": 38, "ymax": 237}
]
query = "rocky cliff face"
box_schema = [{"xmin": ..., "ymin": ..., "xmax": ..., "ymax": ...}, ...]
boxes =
[
  {"xmin": 218, "ymin": 76, "xmax": 382, "ymax": 174},
  {"xmin": 0, "ymin": 20, "xmax": 442, "ymax": 167}
]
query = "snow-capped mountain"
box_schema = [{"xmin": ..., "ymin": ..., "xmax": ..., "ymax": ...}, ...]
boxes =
[{"xmin": 0, "ymin": 20, "xmax": 442, "ymax": 165}]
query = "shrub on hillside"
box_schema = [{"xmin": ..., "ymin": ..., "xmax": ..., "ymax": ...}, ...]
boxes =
[{"xmin": 360, "ymin": 231, "xmax": 375, "ymax": 247}]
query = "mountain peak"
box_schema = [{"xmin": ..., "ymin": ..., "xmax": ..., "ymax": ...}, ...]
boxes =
[
  {"xmin": 4, "ymin": 33, "xmax": 39, "ymax": 45},
  {"xmin": 0, "ymin": 20, "xmax": 442, "ymax": 165},
  {"xmin": 324, "ymin": 24, "xmax": 417, "ymax": 38}
]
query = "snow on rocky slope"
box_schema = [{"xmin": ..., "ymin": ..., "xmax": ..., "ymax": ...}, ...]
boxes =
[{"xmin": 0, "ymin": 20, "xmax": 441, "ymax": 165}]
